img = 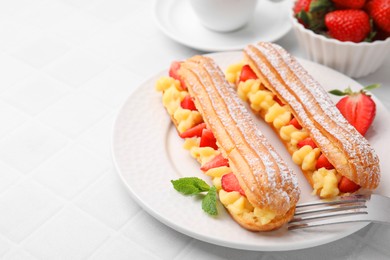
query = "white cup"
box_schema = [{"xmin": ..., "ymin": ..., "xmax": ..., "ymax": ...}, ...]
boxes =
[{"xmin": 189, "ymin": 0, "xmax": 260, "ymax": 32}]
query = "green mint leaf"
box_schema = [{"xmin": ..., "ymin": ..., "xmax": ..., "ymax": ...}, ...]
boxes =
[
  {"xmin": 171, "ymin": 177, "xmax": 210, "ymax": 195},
  {"xmin": 202, "ymin": 186, "xmax": 218, "ymax": 216},
  {"xmin": 328, "ymin": 89, "xmax": 346, "ymax": 96},
  {"xmin": 363, "ymin": 84, "xmax": 381, "ymax": 91}
]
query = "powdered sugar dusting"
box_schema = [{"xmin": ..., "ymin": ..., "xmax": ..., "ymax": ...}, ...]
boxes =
[{"xmin": 181, "ymin": 56, "xmax": 299, "ymax": 213}]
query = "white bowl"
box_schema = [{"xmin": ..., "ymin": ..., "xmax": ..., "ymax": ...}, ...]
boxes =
[{"xmin": 290, "ymin": 9, "xmax": 390, "ymax": 78}]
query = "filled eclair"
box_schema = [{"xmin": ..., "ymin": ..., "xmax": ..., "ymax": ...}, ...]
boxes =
[
  {"xmin": 226, "ymin": 42, "xmax": 380, "ymax": 199},
  {"xmin": 156, "ymin": 55, "xmax": 300, "ymax": 231}
]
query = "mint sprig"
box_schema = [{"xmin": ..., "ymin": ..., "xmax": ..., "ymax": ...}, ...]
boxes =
[
  {"xmin": 202, "ymin": 186, "xmax": 218, "ymax": 216},
  {"xmin": 171, "ymin": 177, "xmax": 218, "ymax": 216}
]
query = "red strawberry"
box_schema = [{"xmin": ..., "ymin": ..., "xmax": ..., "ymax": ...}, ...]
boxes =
[
  {"xmin": 180, "ymin": 95, "xmax": 197, "ymax": 111},
  {"xmin": 169, "ymin": 61, "xmax": 186, "ymax": 89},
  {"xmin": 316, "ymin": 154, "xmax": 334, "ymax": 169},
  {"xmin": 366, "ymin": 0, "xmax": 390, "ymax": 33},
  {"xmin": 325, "ymin": 10, "xmax": 371, "ymax": 42},
  {"xmin": 332, "ymin": 0, "xmax": 366, "ymax": 9},
  {"xmin": 200, "ymin": 129, "xmax": 218, "ymax": 150},
  {"xmin": 289, "ymin": 117, "xmax": 302, "ymax": 130},
  {"xmin": 200, "ymin": 154, "xmax": 229, "ymax": 171},
  {"xmin": 179, "ymin": 123, "xmax": 206, "ymax": 138},
  {"xmin": 338, "ymin": 176, "xmax": 361, "ymax": 193},
  {"xmin": 294, "ymin": 0, "xmax": 333, "ymax": 30},
  {"xmin": 273, "ymin": 95, "xmax": 284, "ymax": 106},
  {"xmin": 297, "ymin": 137, "xmax": 317, "ymax": 149},
  {"xmin": 239, "ymin": 65, "xmax": 257, "ymax": 82},
  {"xmin": 330, "ymin": 84, "xmax": 379, "ymax": 136},
  {"xmin": 294, "ymin": 0, "xmax": 312, "ymax": 13},
  {"xmin": 221, "ymin": 173, "xmax": 246, "ymax": 196}
]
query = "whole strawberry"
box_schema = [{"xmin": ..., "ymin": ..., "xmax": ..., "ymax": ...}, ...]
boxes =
[
  {"xmin": 366, "ymin": 0, "xmax": 390, "ymax": 33},
  {"xmin": 325, "ymin": 10, "xmax": 371, "ymax": 42},
  {"xmin": 330, "ymin": 84, "xmax": 380, "ymax": 136},
  {"xmin": 294, "ymin": 0, "xmax": 333, "ymax": 31},
  {"xmin": 294, "ymin": 0, "xmax": 312, "ymax": 13},
  {"xmin": 332, "ymin": 0, "xmax": 366, "ymax": 9}
]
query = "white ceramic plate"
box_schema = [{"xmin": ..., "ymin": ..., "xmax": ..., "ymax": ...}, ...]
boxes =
[
  {"xmin": 153, "ymin": 0, "xmax": 292, "ymax": 52},
  {"xmin": 112, "ymin": 52, "xmax": 390, "ymax": 251}
]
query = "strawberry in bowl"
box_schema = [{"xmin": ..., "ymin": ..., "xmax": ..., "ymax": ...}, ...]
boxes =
[{"xmin": 291, "ymin": 0, "xmax": 390, "ymax": 77}]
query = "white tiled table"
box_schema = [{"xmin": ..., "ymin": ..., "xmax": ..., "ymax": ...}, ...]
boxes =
[{"xmin": 0, "ymin": 0, "xmax": 389, "ymax": 259}]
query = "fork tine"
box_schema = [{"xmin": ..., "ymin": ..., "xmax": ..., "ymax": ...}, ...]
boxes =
[
  {"xmin": 296, "ymin": 196, "xmax": 368, "ymax": 209},
  {"xmin": 290, "ymin": 211, "xmax": 368, "ymax": 223},
  {"xmin": 294, "ymin": 204, "xmax": 367, "ymax": 216},
  {"xmin": 288, "ymin": 218, "xmax": 370, "ymax": 231},
  {"xmin": 288, "ymin": 194, "xmax": 372, "ymax": 230}
]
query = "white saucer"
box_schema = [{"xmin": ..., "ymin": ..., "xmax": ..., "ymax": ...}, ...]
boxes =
[{"xmin": 153, "ymin": 0, "xmax": 293, "ymax": 52}]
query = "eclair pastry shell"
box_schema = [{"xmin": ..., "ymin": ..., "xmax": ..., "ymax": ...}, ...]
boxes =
[
  {"xmin": 243, "ymin": 42, "xmax": 380, "ymax": 190},
  {"xmin": 178, "ymin": 56, "xmax": 300, "ymax": 231}
]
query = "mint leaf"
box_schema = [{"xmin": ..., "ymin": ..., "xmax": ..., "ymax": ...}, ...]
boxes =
[
  {"xmin": 202, "ymin": 186, "xmax": 218, "ymax": 216},
  {"xmin": 171, "ymin": 177, "xmax": 210, "ymax": 195}
]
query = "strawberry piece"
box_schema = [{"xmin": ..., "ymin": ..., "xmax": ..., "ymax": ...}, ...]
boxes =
[
  {"xmin": 332, "ymin": 0, "xmax": 366, "ymax": 9},
  {"xmin": 221, "ymin": 173, "xmax": 246, "ymax": 196},
  {"xmin": 325, "ymin": 10, "xmax": 371, "ymax": 42},
  {"xmin": 180, "ymin": 95, "xmax": 197, "ymax": 111},
  {"xmin": 293, "ymin": 0, "xmax": 312, "ymax": 14},
  {"xmin": 338, "ymin": 176, "xmax": 361, "ymax": 193},
  {"xmin": 273, "ymin": 95, "xmax": 284, "ymax": 106},
  {"xmin": 239, "ymin": 65, "xmax": 258, "ymax": 82},
  {"xmin": 297, "ymin": 137, "xmax": 317, "ymax": 149},
  {"xmin": 169, "ymin": 61, "xmax": 181, "ymax": 80},
  {"xmin": 332, "ymin": 86, "xmax": 378, "ymax": 136},
  {"xmin": 200, "ymin": 154, "xmax": 229, "ymax": 171},
  {"xmin": 294, "ymin": 0, "xmax": 333, "ymax": 29},
  {"xmin": 200, "ymin": 129, "xmax": 218, "ymax": 150},
  {"xmin": 366, "ymin": 0, "xmax": 390, "ymax": 34},
  {"xmin": 168, "ymin": 61, "xmax": 186, "ymax": 89},
  {"xmin": 289, "ymin": 117, "xmax": 302, "ymax": 130},
  {"xmin": 179, "ymin": 123, "xmax": 206, "ymax": 138},
  {"xmin": 315, "ymin": 154, "xmax": 334, "ymax": 170}
]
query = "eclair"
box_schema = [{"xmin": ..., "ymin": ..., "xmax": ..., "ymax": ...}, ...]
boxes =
[
  {"xmin": 226, "ymin": 42, "xmax": 380, "ymax": 199},
  {"xmin": 156, "ymin": 55, "xmax": 300, "ymax": 231}
]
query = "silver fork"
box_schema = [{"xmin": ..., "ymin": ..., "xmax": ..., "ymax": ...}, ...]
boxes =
[{"xmin": 288, "ymin": 194, "xmax": 390, "ymax": 230}]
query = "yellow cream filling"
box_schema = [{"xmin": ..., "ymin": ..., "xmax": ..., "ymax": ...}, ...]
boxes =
[
  {"xmin": 228, "ymin": 65, "xmax": 341, "ymax": 198},
  {"xmin": 157, "ymin": 75, "xmax": 277, "ymax": 225}
]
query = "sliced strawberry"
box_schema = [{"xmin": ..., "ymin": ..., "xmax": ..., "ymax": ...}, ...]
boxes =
[
  {"xmin": 180, "ymin": 95, "xmax": 197, "ymax": 111},
  {"xmin": 200, "ymin": 154, "xmax": 229, "ymax": 171},
  {"xmin": 168, "ymin": 61, "xmax": 186, "ymax": 89},
  {"xmin": 179, "ymin": 123, "xmax": 206, "ymax": 138},
  {"xmin": 289, "ymin": 117, "xmax": 302, "ymax": 130},
  {"xmin": 315, "ymin": 154, "xmax": 334, "ymax": 170},
  {"xmin": 169, "ymin": 61, "xmax": 181, "ymax": 80},
  {"xmin": 273, "ymin": 95, "xmax": 284, "ymax": 106},
  {"xmin": 239, "ymin": 65, "xmax": 258, "ymax": 82},
  {"xmin": 338, "ymin": 176, "xmax": 361, "ymax": 193},
  {"xmin": 200, "ymin": 129, "xmax": 218, "ymax": 150},
  {"xmin": 331, "ymin": 85, "xmax": 379, "ymax": 136},
  {"xmin": 221, "ymin": 173, "xmax": 246, "ymax": 196},
  {"xmin": 297, "ymin": 137, "xmax": 317, "ymax": 149}
]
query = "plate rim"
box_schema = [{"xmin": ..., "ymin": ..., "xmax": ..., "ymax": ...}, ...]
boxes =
[{"xmin": 111, "ymin": 52, "xmax": 389, "ymax": 251}]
